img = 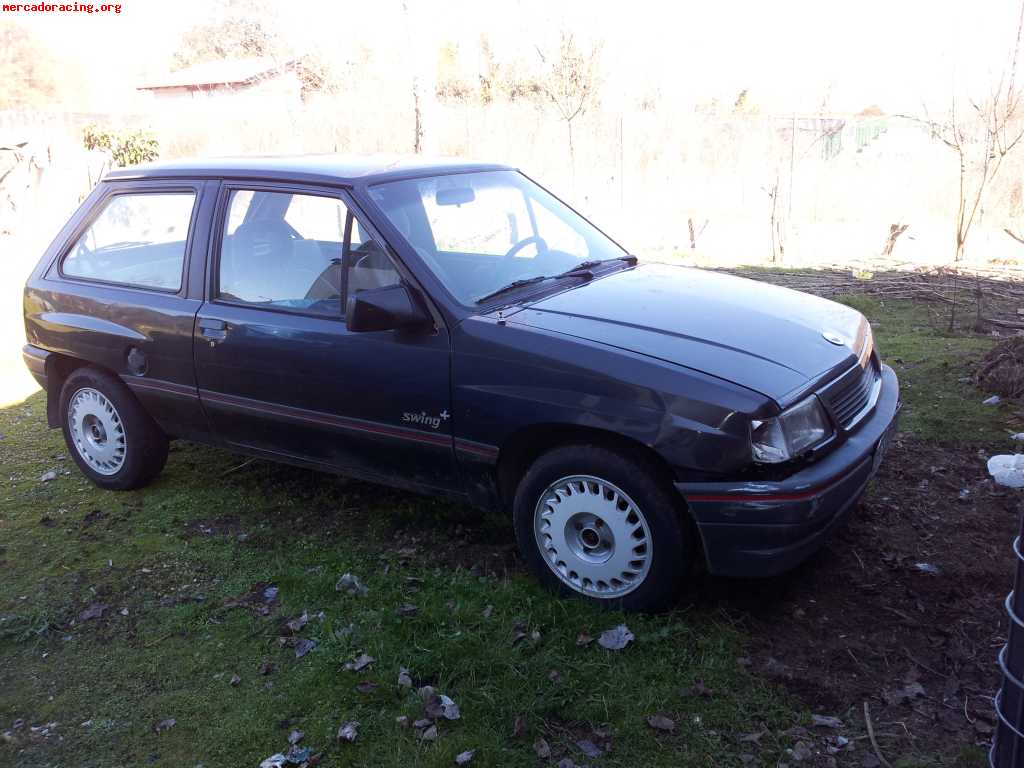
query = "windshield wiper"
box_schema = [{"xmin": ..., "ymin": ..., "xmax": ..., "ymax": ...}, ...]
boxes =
[
  {"xmin": 475, "ymin": 255, "xmax": 638, "ymax": 305},
  {"xmin": 553, "ymin": 254, "xmax": 638, "ymax": 279},
  {"xmin": 475, "ymin": 275, "xmax": 552, "ymax": 304}
]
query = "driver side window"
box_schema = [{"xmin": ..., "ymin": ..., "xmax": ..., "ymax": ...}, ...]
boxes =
[{"xmin": 218, "ymin": 189, "xmax": 399, "ymax": 317}]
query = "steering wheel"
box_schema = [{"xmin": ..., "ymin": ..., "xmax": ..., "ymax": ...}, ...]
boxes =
[{"xmin": 502, "ymin": 236, "xmax": 548, "ymax": 263}]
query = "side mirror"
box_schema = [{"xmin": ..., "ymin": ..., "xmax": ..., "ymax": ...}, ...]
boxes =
[{"xmin": 346, "ymin": 283, "xmax": 431, "ymax": 333}]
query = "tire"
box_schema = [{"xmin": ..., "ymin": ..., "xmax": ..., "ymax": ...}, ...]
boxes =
[
  {"xmin": 59, "ymin": 367, "xmax": 168, "ymax": 491},
  {"xmin": 512, "ymin": 444, "xmax": 692, "ymax": 612}
]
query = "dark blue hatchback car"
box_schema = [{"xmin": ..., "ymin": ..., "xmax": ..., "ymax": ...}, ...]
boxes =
[{"xmin": 22, "ymin": 156, "xmax": 899, "ymax": 611}]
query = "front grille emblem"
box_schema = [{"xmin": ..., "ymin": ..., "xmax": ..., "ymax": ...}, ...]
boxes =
[{"xmin": 822, "ymin": 330, "xmax": 846, "ymax": 346}]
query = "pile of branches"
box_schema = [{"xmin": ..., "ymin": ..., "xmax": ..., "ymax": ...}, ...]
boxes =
[{"xmin": 718, "ymin": 265, "xmax": 1024, "ymax": 330}]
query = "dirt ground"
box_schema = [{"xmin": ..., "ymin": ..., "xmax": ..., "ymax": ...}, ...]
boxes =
[{"xmin": 702, "ymin": 434, "xmax": 1014, "ymax": 765}]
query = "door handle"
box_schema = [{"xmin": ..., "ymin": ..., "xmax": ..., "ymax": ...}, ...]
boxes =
[{"xmin": 198, "ymin": 317, "xmax": 227, "ymax": 342}]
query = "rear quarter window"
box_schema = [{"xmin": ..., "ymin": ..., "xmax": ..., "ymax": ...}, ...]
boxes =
[{"xmin": 61, "ymin": 191, "xmax": 196, "ymax": 291}]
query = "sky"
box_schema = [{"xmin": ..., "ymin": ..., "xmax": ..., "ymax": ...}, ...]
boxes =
[{"xmin": 10, "ymin": 0, "xmax": 1024, "ymax": 114}]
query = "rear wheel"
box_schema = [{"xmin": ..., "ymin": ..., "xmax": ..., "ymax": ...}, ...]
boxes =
[
  {"xmin": 513, "ymin": 444, "xmax": 691, "ymax": 612},
  {"xmin": 60, "ymin": 367, "xmax": 168, "ymax": 490}
]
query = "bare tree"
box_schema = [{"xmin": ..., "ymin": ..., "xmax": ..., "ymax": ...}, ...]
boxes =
[
  {"xmin": 400, "ymin": 0, "xmax": 437, "ymax": 154},
  {"xmin": 535, "ymin": 33, "xmax": 601, "ymax": 188},
  {"xmin": 934, "ymin": 0, "xmax": 1024, "ymax": 264}
]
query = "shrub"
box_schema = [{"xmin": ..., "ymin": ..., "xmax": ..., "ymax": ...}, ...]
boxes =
[{"xmin": 82, "ymin": 125, "xmax": 159, "ymax": 167}]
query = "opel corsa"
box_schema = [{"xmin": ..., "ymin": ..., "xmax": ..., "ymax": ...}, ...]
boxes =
[{"xmin": 22, "ymin": 157, "xmax": 900, "ymax": 610}]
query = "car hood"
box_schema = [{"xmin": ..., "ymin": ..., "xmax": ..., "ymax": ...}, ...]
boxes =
[{"xmin": 507, "ymin": 263, "xmax": 865, "ymax": 403}]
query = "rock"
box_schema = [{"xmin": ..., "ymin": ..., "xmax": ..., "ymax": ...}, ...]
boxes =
[
  {"xmin": 40, "ymin": 470, "xmax": 57, "ymax": 482},
  {"xmin": 576, "ymin": 738, "xmax": 602, "ymax": 757},
  {"xmin": 984, "ymin": 395, "xmax": 1002, "ymax": 405},
  {"xmin": 420, "ymin": 724, "xmax": 438, "ymax": 741},
  {"xmin": 455, "ymin": 749, "xmax": 475, "ymax": 765},
  {"xmin": 229, "ymin": 674, "xmax": 241, "ymax": 687}
]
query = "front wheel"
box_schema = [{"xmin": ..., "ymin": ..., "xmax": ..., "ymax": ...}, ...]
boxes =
[
  {"xmin": 60, "ymin": 367, "xmax": 168, "ymax": 491},
  {"xmin": 513, "ymin": 444, "xmax": 692, "ymax": 612}
]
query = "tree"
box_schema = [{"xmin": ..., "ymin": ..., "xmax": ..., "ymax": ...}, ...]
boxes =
[
  {"xmin": 0, "ymin": 22, "xmax": 57, "ymax": 109},
  {"xmin": 172, "ymin": 0, "xmax": 279, "ymax": 69},
  {"xmin": 930, "ymin": 0, "xmax": 1024, "ymax": 265},
  {"xmin": 535, "ymin": 33, "xmax": 602, "ymax": 188}
]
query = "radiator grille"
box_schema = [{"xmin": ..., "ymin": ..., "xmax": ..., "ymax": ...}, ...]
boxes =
[{"xmin": 823, "ymin": 362, "xmax": 880, "ymax": 429}]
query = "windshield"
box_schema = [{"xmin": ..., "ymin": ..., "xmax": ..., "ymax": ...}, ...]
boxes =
[{"xmin": 368, "ymin": 170, "xmax": 628, "ymax": 305}]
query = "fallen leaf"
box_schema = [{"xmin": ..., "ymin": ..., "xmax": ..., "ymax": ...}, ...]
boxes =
[
  {"xmin": 647, "ymin": 714, "xmax": 675, "ymax": 732},
  {"xmin": 343, "ymin": 653, "xmax": 375, "ymax": 672},
  {"xmin": 576, "ymin": 632, "xmax": 594, "ymax": 647},
  {"xmin": 882, "ymin": 681, "xmax": 926, "ymax": 706},
  {"xmin": 294, "ymin": 638, "xmax": 317, "ymax": 658},
  {"xmin": 533, "ymin": 737, "xmax": 552, "ymax": 758},
  {"xmin": 597, "ymin": 624, "xmax": 634, "ymax": 650},
  {"xmin": 413, "ymin": 718, "xmax": 433, "ymax": 728},
  {"xmin": 337, "ymin": 720, "xmax": 359, "ymax": 743},
  {"xmin": 420, "ymin": 724, "xmax": 438, "ymax": 741},
  {"xmin": 576, "ymin": 738, "xmax": 602, "ymax": 758},
  {"xmin": 153, "ymin": 718, "xmax": 176, "ymax": 733},
  {"xmin": 335, "ymin": 573, "xmax": 368, "ymax": 597},
  {"xmin": 791, "ymin": 740, "xmax": 813, "ymax": 761},
  {"xmin": 513, "ymin": 715, "xmax": 527, "ymax": 738},
  {"xmin": 557, "ymin": 759, "xmax": 576, "ymax": 768},
  {"xmin": 288, "ymin": 730, "xmax": 304, "ymax": 744},
  {"xmin": 356, "ymin": 681, "xmax": 378, "ymax": 694},
  {"xmin": 482, "ymin": 604, "xmax": 494, "ymax": 619},
  {"xmin": 455, "ymin": 749, "xmax": 475, "ymax": 765},
  {"xmin": 691, "ymin": 679, "xmax": 713, "ymax": 698},
  {"xmin": 398, "ymin": 667, "xmax": 413, "ymax": 688},
  {"xmin": 40, "ymin": 470, "xmax": 57, "ymax": 482},
  {"xmin": 79, "ymin": 603, "xmax": 107, "ymax": 622},
  {"xmin": 396, "ymin": 603, "xmax": 419, "ymax": 617},
  {"xmin": 396, "ymin": 715, "xmax": 410, "ymax": 728},
  {"xmin": 548, "ymin": 669, "xmax": 562, "ymax": 683},
  {"xmin": 286, "ymin": 611, "xmax": 309, "ymax": 633},
  {"xmin": 811, "ymin": 714, "xmax": 843, "ymax": 729},
  {"xmin": 258, "ymin": 660, "xmax": 275, "ymax": 675},
  {"xmin": 425, "ymin": 693, "xmax": 461, "ymax": 720},
  {"xmin": 259, "ymin": 753, "xmax": 287, "ymax": 768},
  {"xmin": 738, "ymin": 729, "xmax": 767, "ymax": 743},
  {"xmin": 229, "ymin": 674, "xmax": 241, "ymax": 686}
]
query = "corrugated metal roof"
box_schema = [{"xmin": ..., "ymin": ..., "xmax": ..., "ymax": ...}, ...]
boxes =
[{"xmin": 137, "ymin": 57, "xmax": 296, "ymax": 91}]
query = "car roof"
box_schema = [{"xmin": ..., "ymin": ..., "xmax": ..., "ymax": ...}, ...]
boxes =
[{"xmin": 105, "ymin": 154, "xmax": 515, "ymax": 186}]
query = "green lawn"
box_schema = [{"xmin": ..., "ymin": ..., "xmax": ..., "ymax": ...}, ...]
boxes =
[{"xmin": 0, "ymin": 296, "xmax": 1006, "ymax": 767}]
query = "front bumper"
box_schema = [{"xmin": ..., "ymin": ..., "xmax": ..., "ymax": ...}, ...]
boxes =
[{"xmin": 676, "ymin": 364, "xmax": 900, "ymax": 578}]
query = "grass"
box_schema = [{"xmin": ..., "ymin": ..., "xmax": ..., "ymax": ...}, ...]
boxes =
[{"xmin": 0, "ymin": 296, "xmax": 1006, "ymax": 767}]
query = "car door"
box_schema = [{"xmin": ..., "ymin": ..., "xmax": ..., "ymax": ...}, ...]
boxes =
[{"xmin": 192, "ymin": 182, "xmax": 459, "ymax": 494}]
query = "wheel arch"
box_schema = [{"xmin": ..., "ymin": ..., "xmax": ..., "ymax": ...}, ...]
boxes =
[
  {"xmin": 495, "ymin": 423, "xmax": 684, "ymax": 513},
  {"xmin": 43, "ymin": 353, "xmax": 94, "ymax": 427}
]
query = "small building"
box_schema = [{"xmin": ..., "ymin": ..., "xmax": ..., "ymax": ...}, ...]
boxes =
[{"xmin": 137, "ymin": 57, "xmax": 302, "ymax": 110}]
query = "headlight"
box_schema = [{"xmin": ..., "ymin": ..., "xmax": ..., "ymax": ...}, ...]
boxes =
[{"xmin": 751, "ymin": 395, "xmax": 833, "ymax": 464}]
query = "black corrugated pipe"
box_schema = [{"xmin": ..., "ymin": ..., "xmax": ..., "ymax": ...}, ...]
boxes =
[{"xmin": 992, "ymin": 520, "xmax": 1024, "ymax": 766}]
